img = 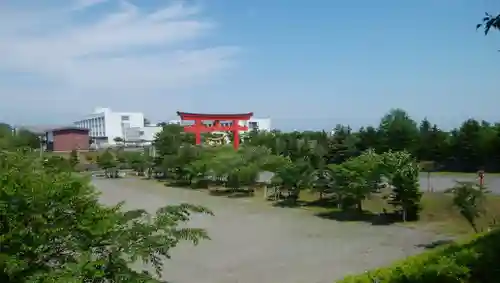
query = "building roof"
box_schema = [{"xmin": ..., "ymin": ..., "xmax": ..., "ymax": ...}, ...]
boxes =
[
  {"xmin": 177, "ymin": 111, "xmax": 254, "ymax": 120},
  {"xmin": 50, "ymin": 126, "xmax": 90, "ymax": 133}
]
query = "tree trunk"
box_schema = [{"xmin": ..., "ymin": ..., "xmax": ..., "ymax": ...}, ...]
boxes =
[
  {"xmin": 357, "ymin": 199, "xmax": 363, "ymax": 213},
  {"xmin": 472, "ymin": 223, "xmax": 478, "ymax": 233}
]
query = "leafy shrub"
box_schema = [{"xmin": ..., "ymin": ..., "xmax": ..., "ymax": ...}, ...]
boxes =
[
  {"xmin": 69, "ymin": 149, "xmax": 79, "ymax": 168},
  {"xmin": 337, "ymin": 228, "xmax": 500, "ymax": 283},
  {"xmin": 0, "ymin": 150, "xmax": 212, "ymax": 282},
  {"xmin": 43, "ymin": 155, "xmax": 72, "ymax": 172}
]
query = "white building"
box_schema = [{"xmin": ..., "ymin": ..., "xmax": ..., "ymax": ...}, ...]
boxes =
[
  {"xmin": 168, "ymin": 117, "xmax": 272, "ymax": 133},
  {"xmin": 124, "ymin": 126, "xmax": 162, "ymax": 146},
  {"xmin": 74, "ymin": 107, "xmax": 147, "ymax": 147},
  {"xmin": 244, "ymin": 118, "xmax": 271, "ymax": 132}
]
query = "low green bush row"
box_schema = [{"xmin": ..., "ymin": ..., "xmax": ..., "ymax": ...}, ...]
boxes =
[{"xmin": 337, "ymin": 229, "xmax": 500, "ymax": 283}]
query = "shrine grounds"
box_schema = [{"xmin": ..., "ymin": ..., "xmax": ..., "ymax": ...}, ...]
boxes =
[{"xmin": 95, "ymin": 178, "xmax": 448, "ymax": 283}]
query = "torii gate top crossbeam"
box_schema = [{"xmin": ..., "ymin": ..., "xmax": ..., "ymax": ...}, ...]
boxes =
[{"xmin": 176, "ymin": 111, "xmax": 254, "ymax": 121}]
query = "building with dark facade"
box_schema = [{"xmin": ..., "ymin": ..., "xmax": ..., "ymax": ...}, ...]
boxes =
[{"xmin": 45, "ymin": 127, "xmax": 90, "ymax": 152}]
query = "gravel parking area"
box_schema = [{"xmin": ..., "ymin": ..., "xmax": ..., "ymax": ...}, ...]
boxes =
[
  {"xmin": 423, "ymin": 175, "xmax": 500, "ymax": 193},
  {"xmin": 94, "ymin": 178, "xmax": 444, "ymax": 283},
  {"xmin": 259, "ymin": 171, "xmax": 500, "ymax": 194}
]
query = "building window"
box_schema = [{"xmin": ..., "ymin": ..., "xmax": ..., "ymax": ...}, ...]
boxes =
[
  {"xmin": 121, "ymin": 115, "xmax": 130, "ymax": 121},
  {"xmin": 249, "ymin": 121, "xmax": 259, "ymax": 129}
]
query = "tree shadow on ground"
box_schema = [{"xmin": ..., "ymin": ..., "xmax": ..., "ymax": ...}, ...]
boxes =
[
  {"xmin": 164, "ymin": 180, "xmax": 191, "ymax": 187},
  {"xmin": 208, "ymin": 188, "xmax": 255, "ymax": 198},
  {"xmin": 315, "ymin": 210, "xmax": 400, "ymax": 226},
  {"xmin": 304, "ymin": 198, "xmax": 339, "ymax": 208},
  {"xmin": 272, "ymin": 199, "xmax": 307, "ymax": 208},
  {"xmin": 415, "ymin": 239, "xmax": 455, "ymax": 249},
  {"xmin": 273, "ymin": 197, "xmax": 343, "ymax": 209}
]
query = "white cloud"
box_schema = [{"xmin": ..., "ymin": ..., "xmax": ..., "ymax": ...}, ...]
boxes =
[
  {"xmin": 0, "ymin": 0, "xmax": 238, "ymax": 122},
  {"xmin": 73, "ymin": 0, "xmax": 108, "ymax": 10}
]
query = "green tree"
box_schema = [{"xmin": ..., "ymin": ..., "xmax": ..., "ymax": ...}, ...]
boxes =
[
  {"xmin": 260, "ymin": 154, "xmax": 290, "ymax": 173},
  {"xmin": 382, "ymin": 151, "xmax": 422, "ymax": 221},
  {"xmin": 225, "ymin": 163, "xmax": 260, "ymax": 194},
  {"xmin": 0, "ymin": 124, "xmax": 15, "ymax": 149},
  {"xmin": 175, "ymin": 145, "xmax": 201, "ymax": 182},
  {"xmin": 418, "ymin": 122, "xmax": 449, "ymax": 165},
  {"xmin": 332, "ymin": 150, "xmax": 382, "ymax": 212},
  {"xmin": 272, "ymin": 160, "xmax": 312, "ymax": 203},
  {"xmin": 310, "ymin": 165, "xmax": 334, "ymax": 201},
  {"xmin": 0, "ymin": 150, "xmax": 212, "ymax": 282},
  {"xmin": 154, "ymin": 124, "xmax": 194, "ymax": 157},
  {"xmin": 185, "ymin": 159, "xmax": 210, "ymax": 188},
  {"xmin": 417, "ymin": 118, "xmax": 432, "ymax": 161},
  {"xmin": 356, "ymin": 126, "xmax": 380, "ymax": 152},
  {"xmin": 450, "ymin": 119, "xmax": 483, "ymax": 172},
  {"xmin": 446, "ymin": 181, "xmax": 489, "ymax": 233},
  {"xmin": 477, "ymin": 12, "xmax": 500, "ymax": 35},
  {"xmin": 12, "ymin": 129, "xmax": 40, "ymax": 149},
  {"xmin": 120, "ymin": 151, "xmax": 148, "ymax": 176},
  {"xmin": 327, "ymin": 124, "xmax": 359, "ymax": 163},
  {"xmin": 69, "ymin": 149, "xmax": 79, "ymax": 169},
  {"xmin": 378, "ymin": 109, "xmax": 420, "ymax": 155},
  {"xmin": 97, "ymin": 150, "xmax": 118, "ymax": 178},
  {"xmin": 43, "ymin": 155, "xmax": 72, "ymax": 173}
]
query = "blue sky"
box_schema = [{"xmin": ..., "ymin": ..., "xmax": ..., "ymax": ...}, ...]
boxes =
[{"xmin": 0, "ymin": 0, "xmax": 499, "ymax": 131}]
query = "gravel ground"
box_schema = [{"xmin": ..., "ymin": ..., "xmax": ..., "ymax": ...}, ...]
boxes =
[
  {"xmin": 423, "ymin": 175, "xmax": 500, "ymax": 193},
  {"xmin": 94, "ymin": 178, "xmax": 446, "ymax": 283}
]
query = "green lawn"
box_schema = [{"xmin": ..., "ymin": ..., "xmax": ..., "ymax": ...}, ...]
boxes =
[
  {"xmin": 158, "ymin": 178, "xmax": 500, "ymax": 237},
  {"xmin": 292, "ymin": 190, "xmax": 500, "ymax": 236}
]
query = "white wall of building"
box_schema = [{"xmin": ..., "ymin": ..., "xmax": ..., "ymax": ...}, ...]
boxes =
[
  {"xmin": 140, "ymin": 126, "xmax": 162, "ymax": 141},
  {"xmin": 168, "ymin": 119, "xmax": 181, "ymax": 125},
  {"xmin": 239, "ymin": 118, "xmax": 272, "ymax": 133},
  {"xmin": 74, "ymin": 107, "xmax": 145, "ymax": 146},
  {"xmin": 124, "ymin": 126, "xmax": 162, "ymax": 145}
]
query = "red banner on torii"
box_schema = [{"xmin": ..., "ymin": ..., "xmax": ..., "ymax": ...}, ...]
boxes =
[{"xmin": 176, "ymin": 111, "xmax": 254, "ymax": 149}]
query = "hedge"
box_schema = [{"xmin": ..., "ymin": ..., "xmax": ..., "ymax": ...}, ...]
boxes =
[{"xmin": 337, "ymin": 228, "xmax": 500, "ymax": 283}]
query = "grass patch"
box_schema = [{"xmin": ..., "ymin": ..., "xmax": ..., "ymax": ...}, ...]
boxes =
[
  {"xmin": 293, "ymin": 190, "xmax": 500, "ymax": 236},
  {"xmin": 415, "ymin": 192, "xmax": 500, "ymax": 235},
  {"xmin": 156, "ymin": 177, "xmax": 500, "ymax": 236}
]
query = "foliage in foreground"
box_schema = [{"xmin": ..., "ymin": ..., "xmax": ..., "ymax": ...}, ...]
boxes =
[
  {"xmin": 477, "ymin": 12, "xmax": 500, "ymax": 35},
  {"xmin": 0, "ymin": 151, "xmax": 212, "ymax": 282},
  {"xmin": 337, "ymin": 228, "xmax": 500, "ymax": 283}
]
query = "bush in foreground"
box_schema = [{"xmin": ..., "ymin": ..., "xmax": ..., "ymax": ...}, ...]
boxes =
[
  {"xmin": 0, "ymin": 151, "xmax": 212, "ymax": 282},
  {"xmin": 338, "ymin": 228, "xmax": 500, "ymax": 283}
]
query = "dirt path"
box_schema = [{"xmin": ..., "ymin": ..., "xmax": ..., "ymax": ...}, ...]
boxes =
[{"xmin": 94, "ymin": 178, "xmax": 443, "ymax": 283}]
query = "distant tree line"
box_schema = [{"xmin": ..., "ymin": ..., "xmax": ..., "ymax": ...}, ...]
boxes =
[
  {"xmin": 244, "ymin": 109, "xmax": 500, "ymax": 173},
  {"xmin": 0, "ymin": 123, "xmax": 40, "ymax": 150},
  {"xmin": 3, "ymin": 105, "xmax": 500, "ymax": 173}
]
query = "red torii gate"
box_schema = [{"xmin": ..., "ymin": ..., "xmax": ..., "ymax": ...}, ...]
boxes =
[{"xmin": 176, "ymin": 111, "xmax": 253, "ymax": 149}]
